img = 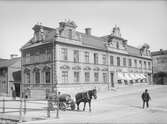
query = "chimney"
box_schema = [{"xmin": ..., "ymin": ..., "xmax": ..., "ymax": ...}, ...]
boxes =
[
  {"xmin": 85, "ymin": 28, "xmax": 91, "ymax": 35},
  {"xmin": 10, "ymin": 54, "xmax": 18, "ymax": 59}
]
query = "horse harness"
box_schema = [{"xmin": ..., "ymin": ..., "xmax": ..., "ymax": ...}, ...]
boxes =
[{"xmin": 77, "ymin": 91, "xmax": 91, "ymax": 103}]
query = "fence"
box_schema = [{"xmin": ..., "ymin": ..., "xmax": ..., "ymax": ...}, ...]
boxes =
[{"xmin": 0, "ymin": 97, "xmax": 59, "ymax": 123}]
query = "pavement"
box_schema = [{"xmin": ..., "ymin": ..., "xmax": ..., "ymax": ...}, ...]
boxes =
[{"xmin": 0, "ymin": 83, "xmax": 165, "ymax": 123}]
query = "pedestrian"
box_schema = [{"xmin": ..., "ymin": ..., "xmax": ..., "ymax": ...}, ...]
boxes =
[
  {"xmin": 141, "ymin": 89, "xmax": 151, "ymax": 108},
  {"xmin": 11, "ymin": 87, "xmax": 16, "ymax": 100}
]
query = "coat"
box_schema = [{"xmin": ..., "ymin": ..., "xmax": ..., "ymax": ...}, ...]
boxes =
[{"xmin": 142, "ymin": 92, "xmax": 151, "ymax": 101}]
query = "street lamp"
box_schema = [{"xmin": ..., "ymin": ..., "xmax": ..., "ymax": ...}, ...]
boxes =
[{"xmin": 52, "ymin": 36, "xmax": 59, "ymax": 118}]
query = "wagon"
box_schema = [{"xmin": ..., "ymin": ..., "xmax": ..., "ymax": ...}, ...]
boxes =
[{"xmin": 48, "ymin": 93, "xmax": 75, "ymax": 111}]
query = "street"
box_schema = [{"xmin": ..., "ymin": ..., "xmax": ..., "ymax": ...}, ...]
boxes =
[{"xmin": 21, "ymin": 85, "xmax": 167, "ymax": 124}]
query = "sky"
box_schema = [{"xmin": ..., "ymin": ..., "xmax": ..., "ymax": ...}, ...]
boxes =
[{"xmin": 0, "ymin": 0, "xmax": 167, "ymax": 59}]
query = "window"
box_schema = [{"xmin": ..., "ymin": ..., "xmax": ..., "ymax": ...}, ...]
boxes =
[
  {"xmin": 62, "ymin": 71, "xmax": 68, "ymax": 83},
  {"xmin": 35, "ymin": 71, "xmax": 40, "ymax": 84},
  {"xmin": 103, "ymin": 73, "xmax": 107, "ymax": 83},
  {"xmin": 94, "ymin": 53, "xmax": 98, "ymax": 64},
  {"xmin": 46, "ymin": 47, "xmax": 52, "ymax": 61},
  {"xmin": 117, "ymin": 57, "xmax": 120, "ymax": 66},
  {"xmin": 94, "ymin": 72, "xmax": 99, "ymax": 82},
  {"xmin": 61, "ymin": 48, "xmax": 68, "ymax": 60},
  {"xmin": 85, "ymin": 52, "xmax": 89, "ymax": 63},
  {"xmin": 110, "ymin": 56, "xmax": 114, "ymax": 65},
  {"xmin": 134, "ymin": 59, "xmax": 137, "ymax": 68},
  {"xmin": 148, "ymin": 62, "xmax": 151, "ymax": 69},
  {"xmin": 116, "ymin": 42, "xmax": 119, "ymax": 49},
  {"xmin": 45, "ymin": 71, "xmax": 50, "ymax": 83},
  {"xmin": 139, "ymin": 60, "xmax": 142, "ymax": 68},
  {"xmin": 123, "ymin": 57, "xmax": 126, "ymax": 66},
  {"xmin": 102, "ymin": 54, "xmax": 107, "ymax": 65},
  {"xmin": 69, "ymin": 29, "xmax": 72, "ymax": 39},
  {"xmin": 74, "ymin": 50, "xmax": 79, "ymax": 63},
  {"xmin": 74, "ymin": 72, "xmax": 80, "ymax": 82},
  {"xmin": 144, "ymin": 61, "xmax": 146, "ymax": 69},
  {"xmin": 128, "ymin": 59, "xmax": 132, "ymax": 67},
  {"xmin": 85, "ymin": 72, "xmax": 90, "ymax": 82},
  {"xmin": 26, "ymin": 72, "xmax": 30, "ymax": 84}
]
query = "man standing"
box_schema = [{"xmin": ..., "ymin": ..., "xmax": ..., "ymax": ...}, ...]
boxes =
[
  {"xmin": 11, "ymin": 87, "xmax": 16, "ymax": 100},
  {"xmin": 141, "ymin": 89, "xmax": 151, "ymax": 108}
]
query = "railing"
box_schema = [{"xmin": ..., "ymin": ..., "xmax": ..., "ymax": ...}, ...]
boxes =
[{"xmin": 0, "ymin": 97, "xmax": 59, "ymax": 122}]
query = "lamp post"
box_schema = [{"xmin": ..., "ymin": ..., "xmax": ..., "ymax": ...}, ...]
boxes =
[
  {"xmin": 52, "ymin": 36, "xmax": 59, "ymax": 118},
  {"xmin": 19, "ymin": 52, "xmax": 23, "ymax": 123}
]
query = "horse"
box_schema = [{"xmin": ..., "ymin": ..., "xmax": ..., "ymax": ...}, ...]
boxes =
[{"xmin": 75, "ymin": 89, "xmax": 97, "ymax": 112}]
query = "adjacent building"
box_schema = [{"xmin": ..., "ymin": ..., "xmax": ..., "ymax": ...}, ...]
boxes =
[
  {"xmin": 152, "ymin": 49, "xmax": 167, "ymax": 84},
  {"xmin": 0, "ymin": 57, "xmax": 21, "ymax": 96},
  {"xmin": 21, "ymin": 20, "xmax": 152, "ymax": 98}
]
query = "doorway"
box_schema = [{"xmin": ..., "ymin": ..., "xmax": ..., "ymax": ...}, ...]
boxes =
[{"xmin": 110, "ymin": 72, "xmax": 114, "ymax": 87}]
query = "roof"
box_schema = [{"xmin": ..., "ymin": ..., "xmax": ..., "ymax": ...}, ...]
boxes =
[
  {"xmin": 21, "ymin": 22, "xmax": 149, "ymax": 59},
  {"xmin": 151, "ymin": 50, "xmax": 167, "ymax": 56},
  {"xmin": 0, "ymin": 57, "xmax": 21, "ymax": 68},
  {"xmin": 127, "ymin": 45, "xmax": 141, "ymax": 57},
  {"xmin": 79, "ymin": 32, "xmax": 106, "ymax": 50},
  {"xmin": 0, "ymin": 58, "xmax": 8, "ymax": 62}
]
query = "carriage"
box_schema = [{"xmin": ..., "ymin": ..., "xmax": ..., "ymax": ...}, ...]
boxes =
[{"xmin": 47, "ymin": 93, "xmax": 75, "ymax": 111}]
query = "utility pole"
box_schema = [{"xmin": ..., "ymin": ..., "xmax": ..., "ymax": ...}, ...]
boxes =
[
  {"xmin": 19, "ymin": 53, "xmax": 23, "ymax": 123},
  {"xmin": 52, "ymin": 38, "xmax": 59, "ymax": 118}
]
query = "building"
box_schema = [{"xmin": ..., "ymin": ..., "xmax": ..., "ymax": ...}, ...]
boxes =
[
  {"xmin": 21, "ymin": 20, "xmax": 152, "ymax": 99},
  {"xmin": 0, "ymin": 57, "xmax": 21, "ymax": 96},
  {"xmin": 152, "ymin": 49, "xmax": 167, "ymax": 85}
]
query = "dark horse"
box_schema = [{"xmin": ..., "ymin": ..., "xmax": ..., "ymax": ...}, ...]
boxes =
[{"xmin": 75, "ymin": 89, "xmax": 97, "ymax": 112}]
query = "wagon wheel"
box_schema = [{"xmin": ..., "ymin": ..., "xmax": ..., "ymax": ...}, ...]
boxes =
[
  {"xmin": 49, "ymin": 102, "xmax": 55, "ymax": 111},
  {"xmin": 70, "ymin": 101, "xmax": 75, "ymax": 110},
  {"xmin": 59, "ymin": 102, "xmax": 66, "ymax": 111}
]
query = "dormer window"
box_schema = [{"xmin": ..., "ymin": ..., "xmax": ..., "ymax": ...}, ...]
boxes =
[
  {"xmin": 116, "ymin": 42, "xmax": 119, "ymax": 49},
  {"xmin": 69, "ymin": 29, "xmax": 72, "ymax": 39}
]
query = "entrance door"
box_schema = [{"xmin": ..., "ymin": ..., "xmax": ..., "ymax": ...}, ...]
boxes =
[
  {"xmin": 110, "ymin": 73, "xmax": 114, "ymax": 87},
  {"xmin": 148, "ymin": 74, "xmax": 152, "ymax": 84}
]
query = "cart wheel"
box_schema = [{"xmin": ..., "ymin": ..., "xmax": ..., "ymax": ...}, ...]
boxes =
[
  {"xmin": 59, "ymin": 102, "xmax": 66, "ymax": 111},
  {"xmin": 70, "ymin": 101, "xmax": 75, "ymax": 110},
  {"xmin": 49, "ymin": 102, "xmax": 54, "ymax": 111}
]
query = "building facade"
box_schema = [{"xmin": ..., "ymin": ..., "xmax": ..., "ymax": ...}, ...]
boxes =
[
  {"xmin": 21, "ymin": 20, "xmax": 152, "ymax": 98},
  {"xmin": 0, "ymin": 57, "xmax": 21, "ymax": 96},
  {"xmin": 152, "ymin": 49, "xmax": 167, "ymax": 84}
]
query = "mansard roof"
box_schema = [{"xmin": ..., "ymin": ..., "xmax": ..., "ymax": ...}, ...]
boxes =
[
  {"xmin": 21, "ymin": 22, "xmax": 149, "ymax": 59},
  {"xmin": 151, "ymin": 50, "xmax": 167, "ymax": 56},
  {"xmin": 127, "ymin": 45, "xmax": 141, "ymax": 57}
]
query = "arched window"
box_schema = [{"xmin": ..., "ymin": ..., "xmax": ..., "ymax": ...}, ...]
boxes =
[
  {"xmin": 117, "ymin": 57, "xmax": 120, "ymax": 66},
  {"xmin": 45, "ymin": 71, "xmax": 50, "ymax": 84},
  {"xmin": 116, "ymin": 42, "xmax": 119, "ymax": 49},
  {"xmin": 33, "ymin": 67, "xmax": 40, "ymax": 84},
  {"xmin": 43, "ymin": 66, "xmax": 51, "ymax": 84},
  {"xmin": 35, "ymin": 71, "xmax": 40, "ymax": 84},
  {"xmin": 24, "ymin": 68, "xmax": 30, "ymax": 84}
]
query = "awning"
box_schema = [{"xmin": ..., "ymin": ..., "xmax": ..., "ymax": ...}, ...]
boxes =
[
  {"xmin": 134, "ymin": 73, "xmax": 140, "ymax": 80},
  {"xmin": 117, "ymin": 73, "xmax": 125, "ymax": 80},
  {"xmin": 124, "ymin": 73, "xmax": 132, "ymax": 80},
  {"xmin": 129, "ymin": 73, "xmax": 136, "ymax": 80},
  {"xmin": 141, "ymin": 74, "xmax": 146, "ymax": 79},
  {"xmin": 138, "ymin": 74, "xmax": 146, "ymax": 79}
]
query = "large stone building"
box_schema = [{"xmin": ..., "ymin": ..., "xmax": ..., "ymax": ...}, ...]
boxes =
[
  {"xmin": 21, "ymin": 20, "xmax": 152, "ymax": 98},
  {"xmin": 152, "ymin": 49, "xmax": 167, "ymax": 84}
]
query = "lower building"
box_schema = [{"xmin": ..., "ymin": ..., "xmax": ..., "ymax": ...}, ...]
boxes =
[
  {"xmin": 152, "ymin": 49, "xmax": 167, "ymax": 85},
  {"xmin": 0, "ymin": 57, "xmax": 21, "ymax": 96}
]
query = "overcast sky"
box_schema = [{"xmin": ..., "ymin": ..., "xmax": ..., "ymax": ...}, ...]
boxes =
[{"xmin": 0, "ymin": 1, "xmax": 167, "ymax": 59}]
